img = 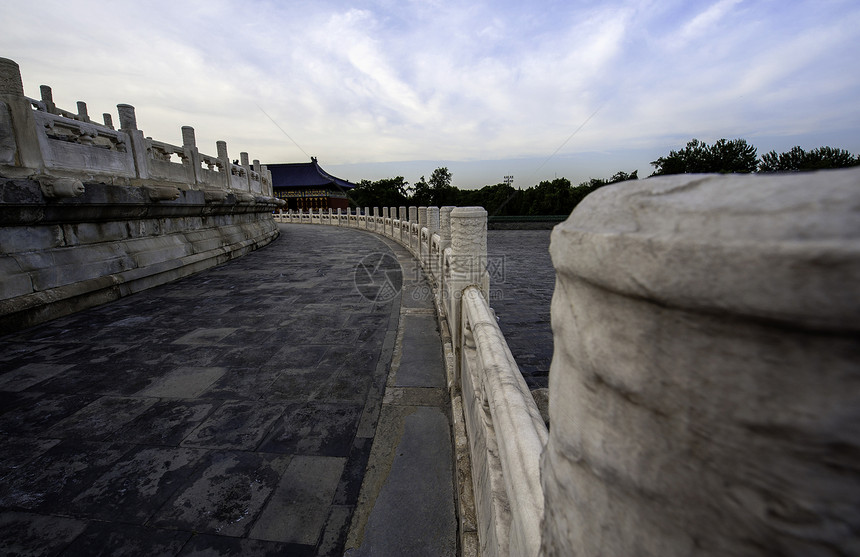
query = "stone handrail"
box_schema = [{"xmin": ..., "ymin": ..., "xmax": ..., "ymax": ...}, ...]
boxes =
[
  {"xmin": 461, "ymin": 285, "xmax": 547, "ymax": 556},
  {"xmin": 275, "ymin": 206, "xmax": 547, "ymax": 556},
  {"xmin": 0, "ymin": 58, "xmax": 281, "ymax": 331}
]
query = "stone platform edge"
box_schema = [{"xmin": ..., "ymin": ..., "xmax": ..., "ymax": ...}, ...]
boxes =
[{"xmin": 0, "ymin": 178, "xmax": 279, "ymax": 333}]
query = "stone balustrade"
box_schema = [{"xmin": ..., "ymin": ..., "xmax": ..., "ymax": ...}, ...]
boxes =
[
  {"xmin": 275, "ymin": 206, "xmax": 548, "ymax": 556},
  {"xmin": 0, "ymin": 58, "xmax": 282, "ymax": 332},
  {"xmin": 279, "ymin": 167, "xmax": 860, "ymax": 556}
]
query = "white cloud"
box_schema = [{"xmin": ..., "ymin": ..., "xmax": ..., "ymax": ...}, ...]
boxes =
[{"xmin": 1, "ymin": 0, "xmax": 859, "ymax": 186}]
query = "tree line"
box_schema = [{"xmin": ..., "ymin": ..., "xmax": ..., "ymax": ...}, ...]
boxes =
[{"xmin": 348, "ymin": 140, "xmax": 859, "ymax": 216}]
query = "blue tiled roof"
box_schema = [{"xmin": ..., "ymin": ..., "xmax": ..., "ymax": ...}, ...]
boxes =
[{"xmin": 267, "ymin": 158, "xmax": 356, "ymax": 191}]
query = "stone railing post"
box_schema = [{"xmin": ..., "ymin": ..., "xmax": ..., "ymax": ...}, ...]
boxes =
[
  {"xmin": 76, "ymin": 101, "xmax": 90, "ymax": 122},
  {"xmin": 39, "ymin": 84, "xmax": 57, "ymax": 114},
  {"xmin": 181, "ymin": 125, "xmax": 201, "ymax": 186},
  {"xmin": 447, "ymin": 207, "xmax": 489, "ymax": 371},
  {"xmin": 398, "ymin": 206, "xmax": 407, "ymax": 242},
  {"xmin": 240, "ymin": 152, "xmax": 252, "ymax": 192},
  {"xmin": 0, "ymin": 57, "xmax": 43, "ymax": 170},
  {"xmin": 216, "ymin": 140, "xmax": 231, "ymax": 191},
  {"xmin": 541, "ymin": 170, "xmax": 860, "ymax": 557},
  {"xmin": 408, "ymin": 206, "xmax": 418, "ymax": 251},
  {"xmin": 117, "ymin": 103, "xmax": 149, "ymax": 179}
]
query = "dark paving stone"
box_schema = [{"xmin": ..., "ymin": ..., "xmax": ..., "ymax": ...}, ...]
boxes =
[
  {"xmin": 262, "ymin": 343, "xmax": 331, "ymax": 370},
  {"xmin": 177, "ymin": 534, "xmax": 314, "ymax": 557},
  {"xmin": 249, "ymin": 455, "xmax": 345, "ymax": 545},
  {"xmin": 317, "ymin": 505, "xmax": 355, "ymax": 557},
  {"xmin": 60, "ymin": 521, "xmax": 191, "ymax": 557},
  {"xmin": 0, "ymin": 437, "xmax": 60, "ymax": 480},
  {"xmin": 0, "ymin": 440, "xmax": 132, "ymax": 513},
  {"xmin": 348, "ymin": 406, "xmax": 456, "ymax": 556},
  {"xmin": 69, "ymin": 445, "xmax": 209, "ymax": 523},
  {"xmin": 332, "ymin": 437, "xmax": 374, "ymax": 506},
  {"xmin": 0, "ymin": 392, "xmax": 98, "ymax": 436},
  {"xmin": 0, "ymin": 362, "xmax": 73, "ymax": 391},
  {"xmin": 181, "ymin": 401, "xmax": 286, "ymax": 450},
  {"xmin": 114, "ymin": 400, "xmax": 219, "ymax": 446},
  {"xmin": 150, "ymin": 450, "xmax": 291, "ymax": 537},
  {"xmin": 201, "ymin": 367, "xmax": 289, "ymax": 401},
  {"xmin": 0, "ymin": 510, "xmax": 87, "ymax": 556},
  {"xmin": 45, "ymin": 396, "xmax": 157, "ymax": 441},
  {"xmin": 259, "ymin": 402, "xmax": 362, "ymax": 457},
  {"xmin": 396, "ymin": 314, "xmax": 445, "ymax": 389}
]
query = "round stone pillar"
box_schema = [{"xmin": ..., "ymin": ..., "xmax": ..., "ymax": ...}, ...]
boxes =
[
  {"xmin": 542, "ymin": 170, "xmax": 860, "ymax": 557},
  {"xmin": 117, "ymin": 104, "xmax": 137, "ymax": 130},
  {"xmin": 0, "ymin": 58, "xmax": 24, "ymax": 96}
]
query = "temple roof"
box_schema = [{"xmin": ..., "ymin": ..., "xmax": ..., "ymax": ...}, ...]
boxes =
[{"xmin": 267, "ymin": 158, "xmax": 356, "ymax": 191}]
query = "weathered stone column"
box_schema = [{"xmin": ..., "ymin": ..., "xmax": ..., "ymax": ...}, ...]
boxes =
[
  {"xmin": 427, "ymin": 206, "xmax": 440, "ymax": 232},
  {"xmin": 181, "ymin": 126, "xmax": 201, "ymax": 186},
  {"xmin": 408, "ymin": 206, "xmax": 419, "ymax": 251},
  {"xmin": 117, "ymin": 103, "xmax": 149, "ymax": 179},
  {"xmin": 39, "ymin": 84, "xmax": 57, "ymax": 114},
  {"xmin": 447, "ymin": 207, "xmax": 489, "ymax": 368},
  {"xmin": 439, "ymin": 206, "xmax": 454, "ymax": 249},
  {"xmin": 76, "ymin": 101, "xmax": 89, "ymax": 122},
  {"xmin": 216, "ymin": 140, "xmax": 231, "ymax": 191},
  {"xmin": 240, "ymin": 152, "xmax": 252, "ymax": 192},
  {"xmin": 0, "ymin": 58, "xmax": 43, "ymax": 170},
  {"xmin": 102, "ymin": 113, "xmax": 114, "ymax": 129},
  {"xmin": 542, "ymin": 169, "xmax": 860, "ymax": 557}
]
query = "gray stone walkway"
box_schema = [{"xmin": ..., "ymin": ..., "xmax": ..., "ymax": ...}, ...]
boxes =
[
  {"xmin": 0, "ymin": 223, "xmax": 455, "ymax": 556},
  {"xmin": 345, "ymin": 236, "xmax": 456, "ymax": 556}
]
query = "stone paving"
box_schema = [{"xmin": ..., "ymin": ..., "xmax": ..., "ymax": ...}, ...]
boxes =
[
  {"xmin": 0, "ymin": 223, "xmax": 442, "ymax": 556},
  {"xmin": 487, "ymin": 230, "xmax": 555, "ymax": 390}
]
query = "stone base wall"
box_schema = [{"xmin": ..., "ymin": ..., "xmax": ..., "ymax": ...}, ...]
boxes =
[{"xmin": 0, "ymin": 178, "xmax": 278, "ymax": 333}]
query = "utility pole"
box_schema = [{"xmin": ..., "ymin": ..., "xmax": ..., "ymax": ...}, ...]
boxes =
[{"xmin": 503, "ymin": 175, "xmax": 514, "ymax": 187}]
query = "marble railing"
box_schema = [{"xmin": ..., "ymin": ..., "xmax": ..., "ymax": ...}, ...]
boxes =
[
  {"xmin": 0, "ymin": 58, "xmax": 275, "ymax": 200},
  {"xmin": 276, "ymin": 207, "xmax": 547, "ymax": 556},
  {"xmin": 279, "ymin": 167, "xmax": 860, "ymax": 556},
  {"xmin": 0, "ymin": 58, "xmax": 281, "ymax": 332}
]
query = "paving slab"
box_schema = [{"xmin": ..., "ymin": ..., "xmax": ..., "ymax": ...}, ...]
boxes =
[
  {"xmin": 345, "ymin": 239, "xmax": 457, "ymax": 557},
  {"xmin": 0, "ymin": 224, "xmax": 405, "ymax": 556}
]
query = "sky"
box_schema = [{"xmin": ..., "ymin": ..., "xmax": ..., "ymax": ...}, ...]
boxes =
[{"xmin": 2, "ymin": 0, "xmax": 859, "ymax": 188}]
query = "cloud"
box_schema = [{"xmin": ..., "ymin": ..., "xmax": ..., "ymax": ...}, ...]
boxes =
[{"xmin": 2, "ymin": 0, "xmax": 859, "ymax": 186}]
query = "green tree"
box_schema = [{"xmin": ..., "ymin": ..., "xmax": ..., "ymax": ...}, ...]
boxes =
[
  {"xmin": 759, "ymin": 146, "xmax": 860, "ymax": 171},
  {"xmin": 650, "ymin": 138, "xmax": 757, "ymax": 175},
  {"xmin": 348, "ymin": 176, "xmax": 409, "ymax": 208},
  {"xmin": 428, "ymin": 167, "xmax": 458, "ymax": 206},
  {"xmin": 409, "ymin": 175, "xmax": 432, "ymax": 206}
]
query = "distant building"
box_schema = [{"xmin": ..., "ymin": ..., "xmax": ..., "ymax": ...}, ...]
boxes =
[{"xmin": 267, "ymin": 157, "xmax": 356, "ymax": 211}]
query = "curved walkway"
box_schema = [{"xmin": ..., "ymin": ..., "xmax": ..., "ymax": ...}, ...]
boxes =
[{"xmin": 0, "ymin": 223, "xmax": 454, "ymax": 556}]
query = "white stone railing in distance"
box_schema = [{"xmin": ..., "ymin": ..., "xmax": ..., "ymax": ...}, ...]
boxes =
[
  {"xmin": 0, "ymin": 57, "xmax": 276, "ymax": 202},
  {"xmin": 275, "ymin": 206, "xmax": 547, "ymax": 556}
]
